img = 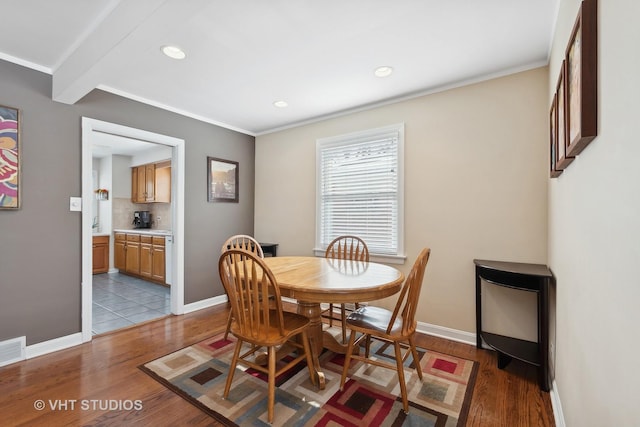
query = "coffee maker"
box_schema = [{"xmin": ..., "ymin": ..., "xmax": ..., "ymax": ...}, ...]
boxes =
[{"xmin": 133, "ymin": 211, "xmax": 151, "ymax": 229}]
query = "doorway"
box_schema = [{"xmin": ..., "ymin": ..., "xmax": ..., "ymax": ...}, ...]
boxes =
[{"xmin": 81, "ymin": 118, "xmax": 185, "ymax": 342}]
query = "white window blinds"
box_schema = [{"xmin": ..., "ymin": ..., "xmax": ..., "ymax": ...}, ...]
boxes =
[{"xmin": 316, "ymin": 124, "xmax": 403, "ymax": 256}]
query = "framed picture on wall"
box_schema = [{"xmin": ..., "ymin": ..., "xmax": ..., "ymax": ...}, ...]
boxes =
[
  {"xmin": 0, "ymin": 104, "xmax": 20, "ymax": 209},
  {"xmin": 549, "ymin": 93, "xmax": 562, "ymax": 178},
  {"xmin": 565, "ymin": 0, "xmax": 598, "ymax": 157},
  {"xmin": 555, "ymin": 61, "xmax": 574, "ymax": 172},
  {"xmin": 207, "ymin": 157, "xmax": 239, "ymax": 203}
]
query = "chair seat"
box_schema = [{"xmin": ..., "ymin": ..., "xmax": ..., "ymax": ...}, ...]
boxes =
[
  {"xmin": 347, "ymin": 306, "xmax": 404, "ymax": 337},
  {"xmin": 230, "ymin": 310, "xmax": 310, "ymax": 346}
]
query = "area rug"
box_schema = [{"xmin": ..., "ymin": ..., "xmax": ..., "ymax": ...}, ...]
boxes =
[{"xmin": 140, "ymin": 329, "xmax": 477, "ymax": 426}]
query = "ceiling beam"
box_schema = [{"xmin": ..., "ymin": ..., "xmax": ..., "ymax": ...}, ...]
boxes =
[{"xmin": 52, "ymin": 0, "xmax": 208, "ymax": 105}]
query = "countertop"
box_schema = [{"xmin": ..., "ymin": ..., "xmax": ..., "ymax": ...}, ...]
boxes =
[{"xmin": 113, "ymin": 228, "xmax": 173, "ymax": 236}]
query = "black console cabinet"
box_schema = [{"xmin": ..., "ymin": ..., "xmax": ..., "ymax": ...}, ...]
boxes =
[
  {"xmin": 259, "ymin": 243, "xmax": 278, "ymax": 257},
  {"xmin": 474, "ymin": 259, "xmax": 552, "ymax": 392}
]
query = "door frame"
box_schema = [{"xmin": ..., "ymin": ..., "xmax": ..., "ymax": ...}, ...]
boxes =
[{"xmin": 81, "ymin": 117, "xmax": 186, "ymax": 342}]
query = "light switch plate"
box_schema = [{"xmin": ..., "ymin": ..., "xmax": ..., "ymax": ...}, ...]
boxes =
[{"xmin": 69, "ymin": 197, "xmax": 82, "ymax": 211}]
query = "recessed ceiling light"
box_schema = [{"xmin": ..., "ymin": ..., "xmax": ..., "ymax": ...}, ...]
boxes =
[
  {"xmin": 374, "ymin": 66, "xmax": 393, "ymax": 77},
  {"xmin": 273, "ymin": 100, "xmax": 288, "ymax": 108},
  {"xmin": 161, "ymin": 45, "xmax": 186, "ymax": 60}
]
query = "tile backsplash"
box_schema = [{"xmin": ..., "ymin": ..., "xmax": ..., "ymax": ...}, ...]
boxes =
[{"xmin": 112, "ymin": 197, "xmax": 172, "ymax": 230}]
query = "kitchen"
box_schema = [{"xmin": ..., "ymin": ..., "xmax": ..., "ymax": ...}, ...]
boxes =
[{"xmin": 91, "ymin": 134, "xmax": 174, "ymax": 335}]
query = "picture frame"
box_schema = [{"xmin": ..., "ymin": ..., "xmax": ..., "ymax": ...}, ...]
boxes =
[
  {"xmin": 565, "ymin": 0, "xmax": 598, "ymax": 157},
  {"xmin": 207, "ymin": 157, "xmax": 239, "ymax": 203},
  {"xmin": 0, "ymin": 104, "xmax": 20, "ymax": 209},
  {"xmin": 555, "ymin": 60, "xmax": 574, "ymax": 171},
  {"xmin": 549, "ymin": 93, "xmax": 562, "ymax": 178}
]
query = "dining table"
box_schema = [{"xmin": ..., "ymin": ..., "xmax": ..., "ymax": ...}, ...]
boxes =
[{"xmin": 261, "ymin": 255, "xmax": 405, "ymax": 388}]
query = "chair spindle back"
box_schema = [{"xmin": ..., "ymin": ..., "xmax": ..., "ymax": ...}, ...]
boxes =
[
  {"xmin": 221, "ymin": 234, "xmax": 264, "ymax": 258},
  {"xmin": 387, "ymin": 248, "xmax": 431, "ymax": 336},
  {"xmin": 325, "ymin": 235, "xmax": 369, "ymax": 262},
  {"xmin": 219, "ymin": 250, "xmax": 284, "ymax": 340}
]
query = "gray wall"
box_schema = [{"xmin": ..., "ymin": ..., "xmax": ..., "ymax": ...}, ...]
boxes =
[{"xmin": 0, "ymin": 59, "xmax": 255, "ymax": 345}]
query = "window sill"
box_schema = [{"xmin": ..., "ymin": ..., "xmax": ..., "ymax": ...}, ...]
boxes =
[{"xmin": 312, "ymin": 249, "xmax": 406, "ymax": 265}]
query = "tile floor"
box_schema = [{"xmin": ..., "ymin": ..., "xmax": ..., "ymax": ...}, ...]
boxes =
[{"xmin": 92, "ymin": 272, "xmax": 170, "ymax": 335}]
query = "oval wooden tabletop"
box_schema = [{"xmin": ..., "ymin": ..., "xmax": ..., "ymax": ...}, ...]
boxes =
[{"xmin": 263, "ymin": 256, "xmax": 404, "ymax": 303}]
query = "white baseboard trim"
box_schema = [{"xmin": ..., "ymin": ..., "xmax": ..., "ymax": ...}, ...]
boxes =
[
  {"xmin": 186, "ymin": 297, "xmax": 477, "ymax": 348},
  {"xmin": 416, "ymin": 321, "xmax": 476, "ymax": 346},
  {"xmin": 550, "ymin": 379, "xmax": 565, "ymax": 427},
  {"xmin": 25, "ymin": 333, "xmax": 83, "ymax": 360},
  {"xmin": 183, "ymin": 294, "xmax": 228, "ymax": 314}
]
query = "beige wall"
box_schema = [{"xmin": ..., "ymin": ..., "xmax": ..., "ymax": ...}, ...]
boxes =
[
  {"xmin": 548, "ymin": 0, "xmax": 640, "ymax": 425},
  {"xmin": 255, "ymin": 67, "xmax": 548, "ymax": 336}
]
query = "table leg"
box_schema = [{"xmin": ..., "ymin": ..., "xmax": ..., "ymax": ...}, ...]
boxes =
[
  {"xmin": 296, "ymin": 301, "xmax": 323, "ymax": 354},
  {"xmin": 296, "ymin": 301, "xmax": 327, "ymax": 389}
]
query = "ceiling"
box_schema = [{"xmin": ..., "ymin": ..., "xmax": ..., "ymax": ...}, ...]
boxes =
[{"xmin": 0, "ymin": 0, "xmax": 559, "ymax": 136}]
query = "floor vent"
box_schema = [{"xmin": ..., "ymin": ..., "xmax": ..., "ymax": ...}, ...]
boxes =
[{"xmin": 0, "ymin": 336, "xmax": 26, "ymax": 367}]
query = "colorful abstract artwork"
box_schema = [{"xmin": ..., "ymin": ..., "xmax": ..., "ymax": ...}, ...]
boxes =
[{"xmin": 0, "ymin": 105, "xmax": 19, "ymax": 209}]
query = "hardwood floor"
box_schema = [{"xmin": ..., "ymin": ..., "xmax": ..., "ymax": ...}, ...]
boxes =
[{"xmin": 0, "ymin": 305, "xmax": 555, "ymax": 426}]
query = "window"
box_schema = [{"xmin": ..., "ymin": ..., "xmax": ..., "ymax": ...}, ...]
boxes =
[{"xmin": 316, "ymin": 123, "xmax": 404, "ymax": 261}]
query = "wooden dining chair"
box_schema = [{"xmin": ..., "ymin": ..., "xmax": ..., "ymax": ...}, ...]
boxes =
[
  {"xmin": 339, "ymin": 247, "xmax": 431, "ymax": 414},
  {"xmin": 221, "ymin": 235, "xmax": 264, "ymax": 340},
  {"xmin": 323, "ymin": 235, "xmax": 369, "ymax": 343},
  {"xmin": 218, "ymin": 249, "xmax": 316, "ymax": 423}
]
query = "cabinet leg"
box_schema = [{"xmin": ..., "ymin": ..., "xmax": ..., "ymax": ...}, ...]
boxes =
[{"xmin": 497, "ymin": 351, "xmax": 512, "ymax": 369}]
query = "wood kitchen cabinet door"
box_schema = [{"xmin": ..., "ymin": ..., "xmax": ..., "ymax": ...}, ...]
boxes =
[
  {"xmin": 145, "ymin": 164, "xmax": 155, "ymax": 202},
  {"xmin": 151, "ymin": 237, "xmax": 166, "ymax": 283},
  {"xmin": 114, "ymin": 234, "xmax": 126, "ymax": 270},
  {"xmin": 132, "ymin": 166, "xmax": 148, "ymax": 203},
  {"xmin": 92, "ymin": 236, "xmax": 109, "ymax": 274},
  {"xmin": 154, "ymin": 165, "xmax": 171, "ymax": 203},
  {"xmin": 125, "ymin": 234, "xmax": 140, "ymax": 275},
  {"xmin": 140, "ymin": 245, "xmax": 153, "ymax": 278}
]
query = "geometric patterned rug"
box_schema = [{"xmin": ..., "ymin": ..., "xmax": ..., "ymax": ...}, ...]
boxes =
[{"xmin": 140, "ymin": 328, "xmax": 477, "ymax": 426}]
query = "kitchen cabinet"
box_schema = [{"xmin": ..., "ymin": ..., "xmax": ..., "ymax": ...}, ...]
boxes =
[
  {"xmin": 125, "ymin": 234, "xmax": 140, "ymax": 275},
  {"xmin": 92, "ymin": 235, "xmax": 109, "ymax": 274},
  {"xmin": 114, "ymin": 233, "xmax": 126, "ymax": 270},
  {"xmin": 140, "ymin": 235, "xmax": 165, "ymax": 280},
  {"xmin": 115, "ymin": 232, "xmax": 166, "ymax": 285},
  {"xmin": 131, "ymin": 161, "xmax": 171, "ymax": 203},
  {"xmin": 154, "ymin": 163, "xmax": 171, "ymax": 203}
]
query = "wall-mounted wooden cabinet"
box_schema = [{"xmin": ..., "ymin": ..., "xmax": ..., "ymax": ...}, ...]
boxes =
[
  {"xmin": 114, "ymin": 232, "xmax": 166, "ymax": 285},
  {"xmin": 131, "ymin": 161, "xmax": 171, "ymax": 203},
  {"xmin": 92, "ymin": 235, "xmax": 109, "ymax": 274}
]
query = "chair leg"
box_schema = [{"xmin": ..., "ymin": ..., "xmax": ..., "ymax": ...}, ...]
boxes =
[
  {"xmin": 267, "ymin": 345, "xmax": 276, "ymax": 423},
  {"xmin": 328, "ymin": 303, "xmax": 334, "ymax": 327},
  {"xmin": 340, "ymin": 330, "xmax": 357, "ymax": 390},
  {"xmin": 223, "ymin": 339, "xmax": 243, "ymax": 398},
  {"xmin": 364, "ymin": 334, "xmax": 372, "ymax": 358},
  {"xmin": 408, "ymin": 335, "xmax": 423, "ymax": 380},
  {"xmin": 393, "ymin": 341, "xmax": 409, "ymax": 413},
  {"xmin": 340, "ymin": 304, "xmax": 347, "ymax": 343},
  {"xmin": 300, "ymin": 330, "xmax": 317, "ymax": 386},
  {"xmin": 223, "ymin": 310, "xmax": 233, "ymax": 341}
]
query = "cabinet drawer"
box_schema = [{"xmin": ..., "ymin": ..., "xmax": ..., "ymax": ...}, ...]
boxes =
[
  {"xmin": 141, "ymin": 235, "xmax": 153, "ymax": 244},
  {"xmin": 127, "ymin": 234, "xmax": 140, "ymax": 242},
  {"xmin": 152, "ymin": 236, "xmax": 165, "ymax": 246},
  {"xmin": 115, "ymin": 232, "xmax": 126, "ymax": 241},
  {"xmin": 93, "ymin": 235, "xmax": 109, "ymax": 245}
]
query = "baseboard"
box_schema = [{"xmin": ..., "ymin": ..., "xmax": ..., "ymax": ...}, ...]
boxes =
[
  {"xmin": 416, "ymin": 321, "xmax": 476, "ymax": 346},
  {"xmin": 183, "ymin": 294, "xmax": 228, "ymax": 314},
  {"xmin": 186, "ymin": 297, "xmax": 477, "ymax": 348},
  {"xmin": 25, "ymin": 333, "xmax": 83, "ymax": 360},
  {"xmin": 550, "ymin": 379, "xmax": 565, "ymax": 427}
]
